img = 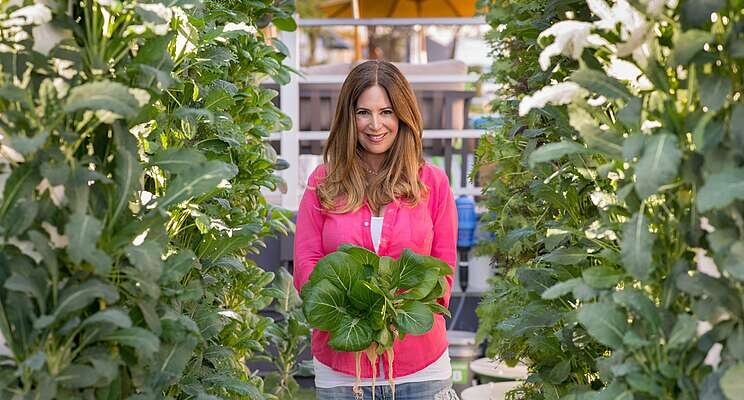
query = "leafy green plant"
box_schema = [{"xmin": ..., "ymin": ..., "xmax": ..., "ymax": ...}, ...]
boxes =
[
  {"xmin": 0, "ymin": 0, "xmax": 301, "ymax": 398},
  {"xmin": 260, "ymin": 267, "xmax": 311, "ymax": 399},
  {"xmin": 476, "ymin": 0, "xmax": 744, "ymax": 398},
  {"xmin": 301, "ymin": 245, "xmax": 452, "ymax": 398}
]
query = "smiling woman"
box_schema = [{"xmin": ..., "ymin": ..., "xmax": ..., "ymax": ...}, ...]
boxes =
[
  {"xmin": 293, "ymin": 60, "xmax": 460, "ymax": 399},
  {"xmin": 318, "ymin": 60, "xmax": 427, "ymax": 217},
  {"xmin": 355, "ymin": 85, "xmax": 399, "ymax": 172}
]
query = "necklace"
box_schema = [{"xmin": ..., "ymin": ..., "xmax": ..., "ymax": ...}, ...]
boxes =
[{"xmin": 360, "ymin": 160, "xmax": 380, "ymax": 176}]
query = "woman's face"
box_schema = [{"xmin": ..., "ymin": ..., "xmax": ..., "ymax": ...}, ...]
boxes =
[{"xmin": 355, "ymin": 85, "xmax": 399, "ymax": 161}]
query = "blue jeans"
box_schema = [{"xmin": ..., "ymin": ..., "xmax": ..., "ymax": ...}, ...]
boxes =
[{"xmin": 315, "ymin": 379, "xmax": 459, "ymax": 400}]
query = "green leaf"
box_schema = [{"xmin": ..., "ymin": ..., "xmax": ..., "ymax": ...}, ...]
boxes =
[
  {"xmin": 697, "ymin": 167, "xmax": 744, "ymax": 212},
  {"xmin": 395, "ymin": 301, "xmax": 434, "ymax": 336},
  {"xmin": 698, "ymin": 73, "xmax": 732, "ymax": 113},
  {"xmin": 328, "ymin": 316, "xmax": 374, "ymax": 352},
  {"xmin": 613, "ymin": 288, "xmax": 660, "ymax": 331},
  {"xmin": 617, "ymin": 98, "xmax": 641, "ymax": 131},
  {"xmin": 111, "ymin": 123, "xmax": 142, "ymax": 226},
  {"xmin": 271, "ymin": 266, "xmax": 301, "ymax": 313},
  {"xmin": 301, "ymin": 279, "xmax": 348, "ymax": 331},
  {"xmin": 671, "ymin": 30, "xmax": 714, "ymax": 66},
  {"xmin": 623, "ymin": 134, "xmax": 645, "ymax": 161},
  {"xmin": 338, "ymin": 244, "xmax": 379, "ymax": 270},
  {"xmin": 65, "ymin": 213, "xmax": 112, "ymax": 274},
  {"xmin": 397, "ymin": 248, "xmax": 452, "ymax": 285},
  {"xmin": 721, "ymin": 363, "xmax": 744, "ymax": 400},
  {"xmin": 57, "ymin": 364, "xmax": 98, "ymax": 389},
  {"xmin": 621, "ymin": 212, "xmax": 654, "ymax": 281},
  {"xmin": 569, "ymin": 105, "xmax": 623, "ymax": 158},
  {"xmin": 273, "ymin": 16, "xmax": 297, "ymax": 31},
  {"xmin": 577, "ymin": 302, "xmax": 628, "ymax": 349},
  {"xmin": 634, "ymin": 133, "xmax": 681, "ymax": 199},
  {"xmin": 428, "ymin": 302, "xmax": 451, "ymax": 318},
  {"xmin": 203, "ymin": 88, "xmax": 235, "ymax": 111},
  {"xmin": 681, "ymin": 0, "xmax": 725, "ymax": 29},
  {"xmin": 398, "ymin": 269, "xmax": 439, "ymax": 300},
  {"xmin": 157, "ymin": 160, "xmax": 238, "ymax": 209},
  {"xmin": 160, "ymin": 250, "xmax": 197, "ymax": 284},
  {"xmin": 100, "ymin": 327, "xmax": 160, "ymax": 354},
  {"xmin": 596, "ymin": 382, "xmax": 633, "ymax": 400},
  {"xmin": 528, "ymin": 141, "xmax": 590, "ymax": 168},
  {"xmin": 542, "ymin": 278, "xmax": 581, "ymax": 300},
  {"xmin": 667, "ymin": 314, "xmax": 696, "ymax": 350},
  {"xmin": 541, "ymin": 247, "xmax": 587, "ymax": 265},
  {"xmin": 81, "ymin": 308, "xmax": 132, "ymax": 329},
  {"xmin": 125, "ymin": 241, "xmax": 163, "ymax": 278},
  {"xmin": 64, "ymin": 80, "xmax": 141, "ymax": 118},
  {"xmin": 348, "ymin": 279, "xmax": 380, "ymax": 311},
  {"xmin": 571, "ymin": 68, "xmax": 632, "ymax": 101},
  {"xmin": 626, "ymin": 372, "xmax": 663, "ymax": 396},
  {"xmin": 721, "ymin": 241, "xmax": 744, "ymax": 281},
  {"xmin": 55, "ymin": 280, "xmax": 119, "ymax": 319},
  {"xmin": 150, "ymin": 148, "xmax": 207, "ymax": 175},
  {"xmin": 308, "ymin": 251, "xmax": 361, "ymax": 292},
  {"xmin": 546, "ymin": 359, "xmax": 571, "ymax": 384},
  {"xmin": 4, "ymin": 273, "xmax": 46, "ymax": 310},
  {"xmin": 582, "ymin": 267, "xmax": 623, "ymax": 289}
]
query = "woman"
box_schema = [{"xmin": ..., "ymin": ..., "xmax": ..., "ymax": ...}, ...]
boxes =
[{"xmin": 293, "ymin": 60, "xmax": 459, "ymax": 400}]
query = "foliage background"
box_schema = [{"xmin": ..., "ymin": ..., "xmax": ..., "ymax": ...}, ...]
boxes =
[
  {"xmin": 0, "ymin": 0, "xmax": 306, "ymax": 399},
  {"xmin": 475, "ymin": 0, "xmax": 744, "ymax": 399}
]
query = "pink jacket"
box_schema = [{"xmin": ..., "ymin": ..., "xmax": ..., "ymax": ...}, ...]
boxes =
[{"xmin": 293, "ymin": 163, "xmax": 457, "ymax": 378}]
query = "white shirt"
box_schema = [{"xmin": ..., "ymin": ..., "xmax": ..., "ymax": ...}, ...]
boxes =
[{"xmin": 313, "ymin": 214, "xmax": 453, "ymax": 388}]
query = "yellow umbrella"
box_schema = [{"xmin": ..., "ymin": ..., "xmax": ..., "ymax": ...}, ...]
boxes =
[
  {"xmin": 320, "ymin": 0, "xmax": 478, "ymax": 18},
  {"xmin": 317, "ymin": 0, "xmax": 478, "ymax": 61}
]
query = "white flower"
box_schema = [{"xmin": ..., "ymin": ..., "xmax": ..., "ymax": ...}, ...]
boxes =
[
  {"xmin": 36, "ymin": 178, "xmax": 66, "ymax": 207},
  {"xmin": 129, "ymin": 88, "xmax": 150, "ymax": 107},
  {"xmin": 32, "ymin": 22, "xmax": 70, "ymax": 55},
  {"xmin": 700, "ymin": 217, "xmax": 715, "ymax": 233},
  {"xmin": 173, "ymin": 7, "xmax": 197, "ymax": 54},
  {"xmin": 538, "ymin": 21, "xmax": 607, "ymax": 70},
  {"xmin": 641, "ymin": 120, "xmax": 662, "ymax": 132},
  {"xmin": 52, "ymin": 78, "xmax": 69, "ymax": 99},
  {"xmin": 6, "ymin": 238, "xmax": 42, "ymax": 263},
  {"xmin": 128, "ymin": 3, "xmax": 173, "ymax": 36},
  {"xmin": 41, "ymin": 222, "xmax": 68, "ymax": 249},
  {"xmin": 218, "ymin": 310, "xmax": 242, "ymax": 321},
  {"xmin": 519, "ymin": 82, "xmax": 587, "ymax": 116},
  {"xmin": 223, "ymin": 22, "xmax": 256, "ymax": 34},
  {"xmin": 132, "ymin": 228, "xmax": 149, "ymax": 246},
  {"xmin": 697, "ymin": 320, "xmax": 713, "ymax": 336},
  {"xmin": 606, "ymin": 57, "xmax": 643, "ymax": 81},
  {"xmin": 53, "ymin": 58, "xmax": 76, "ymax": 79},
  {"xmin": 587, "ymin": 0, "xmax": 614, "ymax": 22},
  {"xmin": 589, "ymin": 0, "xmax": 653, "ymax": 61},
  {"xmin": 643, "ymin": 0, "xmax": 667, "ymax": 16},
  {"xmin": 2, "ymin": 4, "xmax": 52, "ymax": 27},
  {"xmin": 587, "ymin": 96, "xmax": 607, "ymax": 106},
  {"xmin": 0, "ymin": 134, "xmax": 24, "ymax": 163},
  {"xmin": 590, "ymin": 191, "xmax": 615, "ymax": 210},
  {"xmin": 606, "ymin": 57, "xmax": 653, "ymax": 91},
  {"xmin": 585, "ymin": 220, "xmax": 618, "ymax": 241},
  {"xmin": 704, "ymin": 343, "xmax": 722, "ymax": 369},
  {"xmin": 693, "ymin": 247, "xmax": 720, "ymax": 278},
  {"xmin": 0, "ymin": 330, "xmax": 11, "ymax": 357}
]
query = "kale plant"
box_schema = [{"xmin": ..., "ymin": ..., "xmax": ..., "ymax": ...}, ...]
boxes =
[{"xmin": 301, "ymin": 245, "xmax": 452, "ymax": 399}]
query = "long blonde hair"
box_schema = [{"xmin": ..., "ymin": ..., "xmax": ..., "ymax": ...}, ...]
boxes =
[{"xmin": 317, "ymin": 60, "xmax": 427, "ymax": 214}]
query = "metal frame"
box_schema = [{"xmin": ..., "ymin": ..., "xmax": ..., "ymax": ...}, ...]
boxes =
[{"xmin": 299, "ymin": 17, "xmax": 486, "ymax": 26}]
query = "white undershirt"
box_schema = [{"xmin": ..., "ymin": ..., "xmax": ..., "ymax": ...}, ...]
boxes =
[
  {"xmin": 371, "ymin": 216, "xmax": 384, "ymax": 252},
  {"xmin": 313, "ymin": 214, "xmax": 452, "ymax": 388}
]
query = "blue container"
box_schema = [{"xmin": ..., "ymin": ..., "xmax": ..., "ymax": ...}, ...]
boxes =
[{"xmin": 456, "ymin": 196, "xmax": 477, "ymax": 248}]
